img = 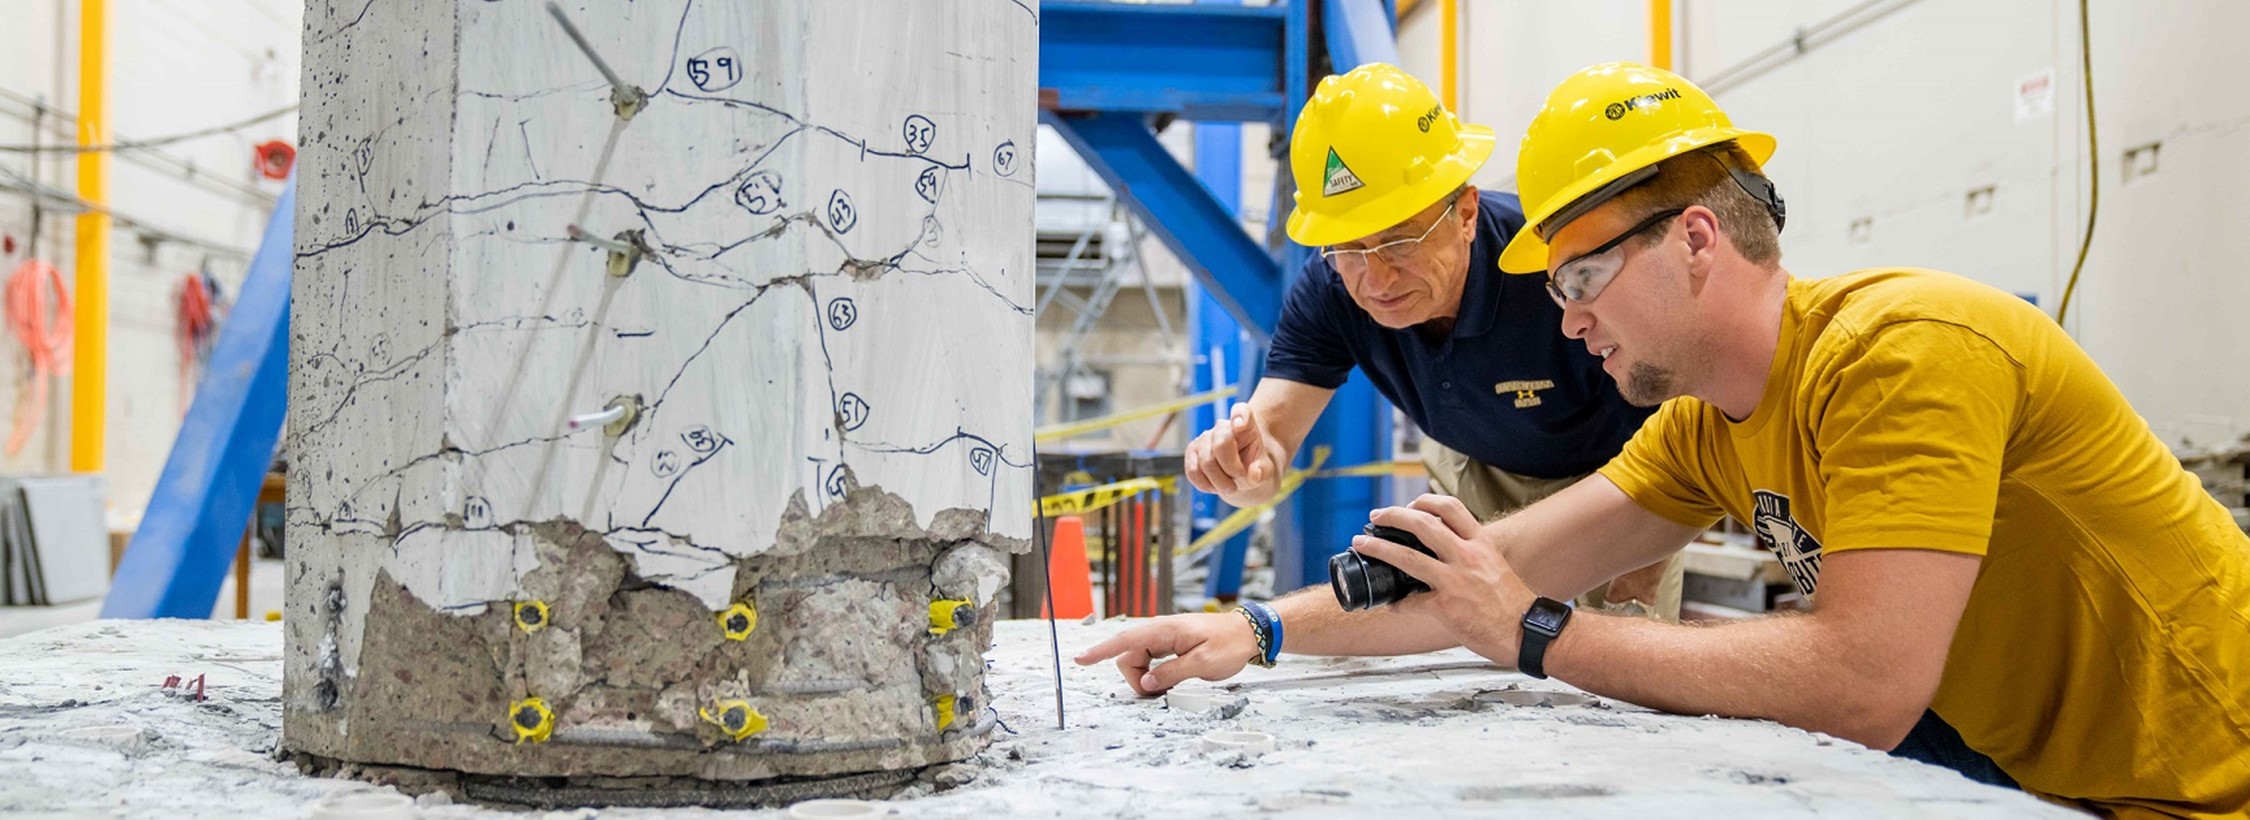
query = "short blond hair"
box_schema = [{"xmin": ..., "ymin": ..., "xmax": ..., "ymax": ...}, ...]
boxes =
[{"xmin": 1610, "ymin": 143, "xmax": 1781, "ymax": 266}]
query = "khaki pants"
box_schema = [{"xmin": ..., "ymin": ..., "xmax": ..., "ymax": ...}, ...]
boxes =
[{"xmin": 1421, "ymin": 438, "xmax": 1685, "ymax": 622}]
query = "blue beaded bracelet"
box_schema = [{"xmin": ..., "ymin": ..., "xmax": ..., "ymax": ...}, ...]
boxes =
[{"xmin": 1241, "ymin": 601, "xmax": 1283, "ymax": 667}]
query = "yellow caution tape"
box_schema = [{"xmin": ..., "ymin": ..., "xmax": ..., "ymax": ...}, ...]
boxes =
[
  {"xmin": 1313, "ymin": 460, "xmax": 1427, "ymax": 479},
  {"xmin": 1185, "ymin": 446, "xmax": 1331, "ymax": 554},
  {"xmin": 1035, "ymin": 452, "xmax": 1415, "ymax": 547},
  {"xmin": 1033, "ymin": 386, "xmax": 1237, "ymax": 443},
  {"xmin": 1038, "ymin": 475, "xmax": 1178, "ymax": 518}
]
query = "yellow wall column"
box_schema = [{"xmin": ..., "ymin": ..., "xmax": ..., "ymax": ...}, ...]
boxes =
[
  {"xmin": 71, "ymin": 0, "xmax": 109, "ymax": 473},
  {"xmin": 1648, "ymin": 0, "xmax": 1673, "ymax": 70},
  {"xmin": 1439, "ymin": 0, "xmax": 1458, "ymax": 112}
]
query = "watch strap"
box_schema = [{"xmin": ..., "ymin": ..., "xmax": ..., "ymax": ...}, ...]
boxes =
[{"xmin": 1518, "ymin": 597, "xmax": 1572, "ymax": 679}]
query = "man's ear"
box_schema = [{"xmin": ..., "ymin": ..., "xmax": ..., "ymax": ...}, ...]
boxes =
[
  {"xmin": 1681, "ymin": 205, "xmax": 1722, "ymax": 275},
  {"xmin": 1456, "ymin": 187, "xmax": 1480, "ymax": 239}
]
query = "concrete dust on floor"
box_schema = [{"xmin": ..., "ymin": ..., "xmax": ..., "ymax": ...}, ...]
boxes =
[
  {"xmin": 0, "ymin": 557, "xmax": 287, "ymax": 640},
  {"xmin": 0, "ymin": 617, "xmax": 2070, "ymax": 818}
]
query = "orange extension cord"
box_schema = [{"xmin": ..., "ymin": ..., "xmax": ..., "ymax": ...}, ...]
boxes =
[{"xmin": 4, "ymin": 259, "xmax": 74, "ymax": 456}]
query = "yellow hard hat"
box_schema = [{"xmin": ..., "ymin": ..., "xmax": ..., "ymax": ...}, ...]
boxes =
[
  {"xmin": 1498, "ymin": 62, "xmax": 1775, "ymax": 273},
  {"xmin": 1285, "ymin": 63, "xmax": 1495, "ymax": 247}
]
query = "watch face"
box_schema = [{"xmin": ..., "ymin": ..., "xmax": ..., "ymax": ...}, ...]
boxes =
[{"xmin": 1525, "ymin": 601, "xmax": 1569, "ymax": 634}]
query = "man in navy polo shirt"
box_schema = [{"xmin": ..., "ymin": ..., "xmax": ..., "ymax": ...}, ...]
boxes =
[{"xmin": 1077, "ymin": 64, "xmax": 1670, "ymax": 694}]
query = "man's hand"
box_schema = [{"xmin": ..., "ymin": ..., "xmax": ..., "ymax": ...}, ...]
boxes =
[
  {"xmin": 1353, "ymin": 495, "xmax": 1539, "ymax": 662},
  {"xmin": 1184, "ymin": 403, "xmax": 1285, "ymax": 504},
  {"xmin": 1074, "ymin": 612, "xmax": 1259, "ymax": 695}
]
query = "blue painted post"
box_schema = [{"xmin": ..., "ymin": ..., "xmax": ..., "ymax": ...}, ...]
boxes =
[
  {"xmin": 1276, "ymin": 0, "xmax": 1397, "ymax": 593},
  {"xmin": 102, "ymin": 182, "xmax": 294, "ymax": 619},
  {"xmin": 1191, "ymin": 117, "xmax": 1254, "ymax": 602},
  {"xmin": 1043, "ymin": 111, "xmax": 1281, "ymax": 341}
]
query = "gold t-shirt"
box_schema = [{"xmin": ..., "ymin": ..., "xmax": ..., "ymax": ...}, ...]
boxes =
[{"xmin": 1600, "ymin": 268, "xmax": 2250, "ymax": 817}]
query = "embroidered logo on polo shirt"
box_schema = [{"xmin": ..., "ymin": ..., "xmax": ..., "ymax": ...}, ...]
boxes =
[
  {"xmin": 1494, "ymin": 379, "xmax": 1555, "ymax": 409},
  {"xmin": 1322, "ymin": 148, "xmax": 1366, "ymax": 197},
  {"xmin": 1752, "ymin": 490, "xmax": 1824, "ymax": 597}
]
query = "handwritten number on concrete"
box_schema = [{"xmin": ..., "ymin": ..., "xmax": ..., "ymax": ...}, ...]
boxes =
[
  {"xmin": 903, "ymin": 115, "xmax": 936, "ymax": 155},
  {"xmin": 687, "ymin": 47, "xmax": 743, "ymax": 92},
  {"xmin": 993, "ymin": 140, "xmax": 1018, "ymax": 176},
  {"xmin": 735, "ymin": 171, "xmax": 784, "ymax": 215},
  {"xmin": 836, "ymin": 393, "xmax": 871, "ymax": 431},
  {"xmin": 681, "ymin": 425, "xmax": 721, "ymax": 455},
  {"xmin": 915, "ymin": 167, "xmax": 942, "ymax": 203},
  {"xmin": 827, "ymin": 190, "xmax": 858, "ymax": 234}
]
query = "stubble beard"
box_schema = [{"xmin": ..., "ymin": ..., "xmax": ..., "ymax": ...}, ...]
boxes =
[{"xmin": 1621, "ymin": 360, "xmax": 1676, "ymax": 408}]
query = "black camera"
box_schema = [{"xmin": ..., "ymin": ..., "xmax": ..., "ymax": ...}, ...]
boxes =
[{"xmin": 1329, "ymin": 523, "xmax": 1437, "ymax": 611}]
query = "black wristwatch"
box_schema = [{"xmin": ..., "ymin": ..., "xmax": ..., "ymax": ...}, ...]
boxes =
[{"xmin": 1517, "ymin": 597, "xmax": 1573, "ymax": 679}]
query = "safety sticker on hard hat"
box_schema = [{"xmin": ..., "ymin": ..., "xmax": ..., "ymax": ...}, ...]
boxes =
[{"xmin": 1322, "ymin": 148, "xmax": 1365, "ymax": 197}]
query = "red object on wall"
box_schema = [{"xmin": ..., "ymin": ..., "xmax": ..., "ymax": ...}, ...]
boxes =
[{"xmin": 253, "ymin": 139, "xmax": 295, "ymax": 180}]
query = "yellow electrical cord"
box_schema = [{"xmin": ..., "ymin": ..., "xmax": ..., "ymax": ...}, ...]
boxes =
[{"xmin": 2055, "ymin": 0, "xmax": 2097, "ymax": 329}]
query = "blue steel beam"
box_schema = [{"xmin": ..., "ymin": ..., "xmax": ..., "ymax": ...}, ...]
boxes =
[
  {"xmin": 1045, "ymin": 110, "xmax": 1281, "ymax": 341},
  {"xmin": 1280, "ymin": 0, "xmax": 1397, "ymax": 593},
  {"xmin": 103, "ymin": 183, "xmax": 294, "ymax": 619},
  {"xmin": 1323, "ymin": 0, "xmax": 1400, "ymax": 70},
  {"xmin": 1191, "ymin": 118, "xmax": 1256, "ymax": 601},
  {"xmin": 1042, "ymin": 2, "xmax": 1289, "ymax": 122}
]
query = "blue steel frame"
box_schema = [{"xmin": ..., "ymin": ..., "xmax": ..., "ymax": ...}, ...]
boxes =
[
  {"xmin": 1043, "ymin": 0, "xmax": 1398, "ymax": 596},
  {"xmin": 1044, "ymin": 110, "xmax": 1281, "ymax": 341},
  {"xmin": 1042, "ymin": 2, "xmax": 1291, "ymax": 122},
  {"xmin": 102, "ymin": 183, "xmax": 294, "ymax": 618},
  {"xmin": 1190, "ymin": 110, "xmax": 1254, "ymax": 601}
]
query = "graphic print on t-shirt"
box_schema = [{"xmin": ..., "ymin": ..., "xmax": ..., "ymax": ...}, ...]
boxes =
[{"xmin": 1752, "ymin": 490, "xmax": 1823, "ymax": 597}]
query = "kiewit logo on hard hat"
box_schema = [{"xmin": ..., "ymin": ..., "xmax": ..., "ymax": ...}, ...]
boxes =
[
  {"xmin": 1415, "ymin": 104, "xmax": 1444, "ymax": 133},
  {"xmin": 1322, "ymin": 148, "xmax": 1366, "ymax": 197},
  {"xmin": 1604, "ymin": 87, "xmax": 1684, "ymax": 120}
]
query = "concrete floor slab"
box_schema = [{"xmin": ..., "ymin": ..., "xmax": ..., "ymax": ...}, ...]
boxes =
[{"xmin": 0, "ymin": 618, "xmax": 2069, "ymax": 818}]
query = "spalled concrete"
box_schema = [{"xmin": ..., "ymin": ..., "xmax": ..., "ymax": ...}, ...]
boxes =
[{"xmin": 285, "ymin": 0, "xmax": 1034, "ymax": 795}]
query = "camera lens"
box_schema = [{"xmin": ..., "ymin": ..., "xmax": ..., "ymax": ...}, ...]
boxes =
[{"xmin": 1328, "ymin": 524, "xmax": 1433, "ymax": 611}]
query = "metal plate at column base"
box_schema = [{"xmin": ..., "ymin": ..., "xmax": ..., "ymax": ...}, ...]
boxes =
[{"xmin": 460, "ymin": 766, "xmax": 923, "ymax": 810}]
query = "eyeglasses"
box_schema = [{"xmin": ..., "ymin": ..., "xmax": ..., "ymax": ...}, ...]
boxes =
[
  {"xmin": 1321, "ymin": 201, "xmax": 1458, "ymax": 276},
  {"xmin": 1544, "ymin": 208, "xmax": 1684, "ymax": 307}
]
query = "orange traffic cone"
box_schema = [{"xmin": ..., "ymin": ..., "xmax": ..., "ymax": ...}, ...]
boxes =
[{"xmin": 1043, "ymin": 516, "xmax": 1095, "ymax": 619}]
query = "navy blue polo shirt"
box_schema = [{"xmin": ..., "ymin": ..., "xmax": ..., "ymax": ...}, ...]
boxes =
[{"xmin": 1265, "ymin": 191, "xmax": 1656, "ymax": 480}]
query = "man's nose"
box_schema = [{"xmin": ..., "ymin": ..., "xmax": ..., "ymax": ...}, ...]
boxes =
[{"xmin": 1560, "ymin": 301, "xmax": 1592, "ymax": 340}]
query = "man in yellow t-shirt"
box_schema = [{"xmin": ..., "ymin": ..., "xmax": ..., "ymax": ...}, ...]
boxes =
[{"xmin": 1342, "ymin": 64, "xmax": 2250, "ymax": 817}]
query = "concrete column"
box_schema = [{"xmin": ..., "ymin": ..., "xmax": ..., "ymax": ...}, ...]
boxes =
[{"xmin": 284, "ymin": 0, "xmax": 1034, "ymax": 800}]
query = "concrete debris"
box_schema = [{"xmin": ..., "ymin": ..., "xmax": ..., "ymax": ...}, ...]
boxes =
[{"xmin": 0, "ymin": 618, "xmax": 2076, "ymax": 818}]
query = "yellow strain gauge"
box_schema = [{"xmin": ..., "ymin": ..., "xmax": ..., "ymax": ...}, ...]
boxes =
[
  {"xmin": 931, "ymin": 694, "xmax": 958, "ymax": 731},
  {"xmin": 513, "ymin": 600, "xmax": 550, "ymax": 634},
  {"xmin": 928, "ymin": 599, "xmax": 976, "ymax": 635},
  {"xmin": 717, "ymin": 602, "xmax": 758, "ymax": 640},
  {"xmin": 700, "ymin": 699, "xmax": 768, "ymax": 741},
  {"xmin": 508, "ymin": 698, "xmax": 554, "ymax": 744}
]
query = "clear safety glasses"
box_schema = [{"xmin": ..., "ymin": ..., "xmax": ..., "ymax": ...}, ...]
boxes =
[
  {"xmin": 1544, "ymin": 208, "xmax": 1683, "ymax": 307},
  {"xmin": 1321, "ymin": 201, "xmax": 1458, "ymax": 277}
]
